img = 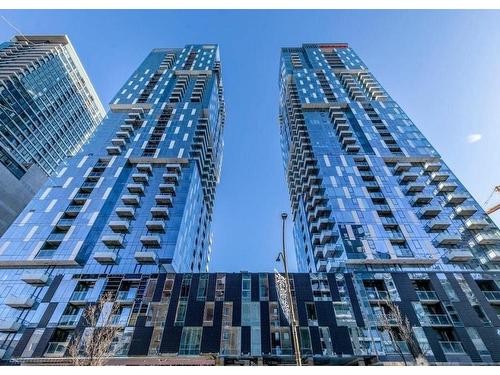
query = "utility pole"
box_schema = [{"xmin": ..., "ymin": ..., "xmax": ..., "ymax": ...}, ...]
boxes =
[{"xmin": 276, "ymin": 212, "xmax": 302, "ymax": 366}]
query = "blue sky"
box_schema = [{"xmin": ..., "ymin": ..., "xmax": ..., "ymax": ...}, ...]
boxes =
[{"xmin": 1, "ymin": 10, "xmax": 499, "ymax": 272}]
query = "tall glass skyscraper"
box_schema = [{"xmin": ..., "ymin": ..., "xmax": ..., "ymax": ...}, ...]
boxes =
[
  {"xmin": 0, "ymin": 44, "xmax": 226, "ymax": 361},
  {"xmin": 0, "ymin": 35, "xmax": 105, "ymax": 235},
  {"xmin": 279, "ymin": 43, "xmax": 500, "ymax": 273}
]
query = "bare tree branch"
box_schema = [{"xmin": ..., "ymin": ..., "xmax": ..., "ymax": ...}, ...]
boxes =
[{"xmin": 68, "ymin": 292, "xmax": 123, "ymax": 366}]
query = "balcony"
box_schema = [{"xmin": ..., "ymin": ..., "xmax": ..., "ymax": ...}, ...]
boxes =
[
  {"xmin": 136, "ymin": 163, "xmax": 153, "ymax": 174},
  {"xmin": 454, "ymin": 205, "xmax": 477, "ymax": 217},
  {"xmin": 166, "ymin": 164, "xmax": 182, "ymax": 174},
  {"xmin": 418, "ymin": 205, "xmax": 442, "ymax": 218},
  {"xmin": 69, "ymin": 291, "xmax": 90, "ymax": 304},
  {"xmin": 5, "ymin": 295, "xmax": 35, "ymax": 309},
  {"xmin": 46, "ymin": 232, "xmax": 66, "ymax": 245},
  {"xmin": 109, "ymin": 220, "xmax": 130, "ymax": 233},
  {"xmin": 111, "ymin": 138, "xmax": 126, "ymax": 147},
  {"xmin": 65, "ymin": 205, "xmax": 82, "ymax": 217},
  {"xmin": 427, "ymin": 314, "xmax": 452, "ymax": 326},
  {"xmin": 44, "ymin": 342, "xmax": 69, "ymax": 357},
  {"xmin": 394, "ymin": 162, "xmax": 412, "ymax": 173},
  {"xmin": 56, "ymin": 218, "xmax": 75, "ymax": 230},
  {"xmin": 120, "ymin": 124, "xmax": 134, "ymax": 132},
  {"xmin": 115, "ymin": 206, "xmax": 135, "ymax": 218},
  {"xmin": 437, "ymin": 182, "xmax": 458, "ymax": 193},
  {"xmin": 80, "ymin": 182, "xmax": 97, "ymax": 192},
  {"xmin": 427, "ymin": 218, "xmax": 451, "ymax": 231},
  {"xmin": 102, "ymin": 235, "xmax": 123, "ymax": 247},
  {"xmin": 430, "ymin": 172, "xmax": 449, "ymax": 182},
  {"xmin": 465, "ymin": 218, "xmax": 489, "ymax": 230},
  {"xmin": 59, "ymin": 314, "xmax": 80, "ymax": 327},
  {"xmin": 483, "ymin": 290, "xmax": 500, "ymax": 304},
  {"xmin": 405, "ymin": 182, "xmax": 425, "ymax": 193},
  {"xmin": 435, "ymin": 233, "xmax": 461, "ymax": 246},
  {"xmin": 73, "ymin": 192, "xmax": 90, "ymax": 204},
  {"xmin": 315, "ymin": 259, "xmax": 327, "ymax": 272},
  {"xmin": 380, "ymin": 216, "xmax": 398, "ymax": 227},
  {"xmin": 116, "ymin": 290, "xmax": 136, "ymax": 303},
  {"xmin": 135, "ymin": 251, "xmax": 157, "ymax": 263},
  {"xmin": 448, "ymin": 249, "xmax": 473, "ymax": 262},
  {"xmin": 151, "ymin": 206, "xmax": 169, "ymax": 218},
  {"xmin": 387, "ymin": 231, "xmax": 406, "ymax": 243},
  {"xmin": 116, "ymin": 131, "xmax": 130, "ymax": 139},
  {"xmin": 474, "ymin": 232, "xmax": 500, "ymax": 245},
  {"xmin": 424, "ymin": 162, "xmax": 441, "ymax": 172},
  {"xmin": 399, "ymin": 172, "xmax": 419, "ymax": 183},
  {"xmin": 159, "ymin": 183, "xmax": 176, "ymax": 195},
  {"xmin": 375, "ymin": 204, "xmax": 392, "ymax": 215},
  {"xmin": 416, "ymin": 290, "xmax": 439, "ymax": 302},
  {"xmin": 155, "ymin": 194, "xmax": 173, "ymax": 206},
  {"xmin": 446, "ymin": 193, "xmax": 468, "ymax": 205},
  {"xmin": 93, "ymin": 251, "xmax": 117, "ymax": 264},
  {"xmin": 365, "ymin": 289, "xmax": 390, "ymax": 301},
  {"xmin": 132, "ymin": 173, "xmax": 149, "ymax": 183},
  {"xmin": 121, "ymin": 194, "xmax": 140, "ymax": 206},
  {"xmin": 0, "ymin": 318, "xmax": 21, "ymax": 332},
  {"xmin": 106, "ymin": 146, "xmax": 121, "ymax": 155},
  {"xmin": 439, "ymin": 341, "xmax": 465, "ymax": 354},
  {"xmin": 411, "ymin": 194, "xmax": 433, "ymax": 206},
  {"xmin": 146, "ymin": 220, "xmax": 165, "ymax": 232},
  {"xmin": 486, "ymin": 249, "xmax": 500, "ymax": 262},
  {"xmin": 163, "ymin": 173, "xmax": 179, "ymax": 185},
  {"xmin": 140, "ymin": 235, "xmax": 161, "ymax": 247},
  {"xmin": 21, "ymin": 271, "xmax": 48, "ymax": 285},
  {"xmin": 127, "ymin": 183, "xmax": 144, "ymax": 194},
  {"xmin": 345, "ymin": 144, "xmax": 360, "ymax": 153}
]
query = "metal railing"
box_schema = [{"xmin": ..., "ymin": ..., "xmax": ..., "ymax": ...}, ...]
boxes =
[
  {"xmin": 439, "ymin": 341, "xmax": 465, "ymax": 354},
  {"xmin": 416, "ymin": 290, "xmax": 438, "ymax": 301},
  {"xmin": 483, "ymin": 290, "xmax": 500, "ymax": 301},
  {"xmin": 427, "ymin": 314, "xmax": 451, "ymax": 325}
]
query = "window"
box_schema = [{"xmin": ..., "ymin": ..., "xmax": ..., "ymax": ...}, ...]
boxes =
[
  {"xmin": 222, "ymin": 302, "xmax": 233, "ymax": 326},
  {"xmin": 203, "ymin": 302, "xmax": 215, "ymax": 326},
  {"xmin": 305, "ymin": 302, "xmax": 318, "ymax": 326},
  {"xmin": 179, "ymin": 327, "xmax": 202, "ymax": 355},
  {"xmin": 299, "ymin": 327, "xmax": 313, "ymax": 355},
  {"xmin": 241, "ymin": 302, "xmax": 260, "ymax": 327},
  {"xmin": 466, "ymin": 327, "xmax": 489, "ymax": 355},
  {"xmin": 220, "ymin": 327, "xmax": 241, "ymax": 356},
  {"xmin": 270, "ymin": 327, "xmax": 292, "ymax": 355},
  {"xmin": 180, "ymin": 274, "xmax": 192, "ymax": 301},
  {"xmin": 215, "ymin": 274, "xmax": 225, "ymax": 301},
  {"xmin": 175, "ymin": 301, "xmax": 187, "ymax": 326},
  {"xmin": 251, "ymin": 327, "xmax": 261, "ymax": 356},
  {"xmin": 242, "ymin": 274, "xmax": 251, "ymax": 301},
  {"xmin": 259, "ymin": 274, "xmax": 269, "ymax": 301},
  {"xmin": 319, "ymin": 327, "xmax": 334, "ymax": 356},
  {"xmin": 197, "ymin": 274, "xmax": 209, "ymax": 301},
  {"xmin": 333, "ymin": 302, "xmax": 355, "ymax": 326}
]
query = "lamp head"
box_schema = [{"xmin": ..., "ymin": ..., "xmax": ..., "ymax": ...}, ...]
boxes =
[
  {"xmin": 276, "ymin": 253, "xmax": 282, "ymax": 262},
  {"xmin": 281, "ymin": 212, "xmax": 288, "ymax": 220}
]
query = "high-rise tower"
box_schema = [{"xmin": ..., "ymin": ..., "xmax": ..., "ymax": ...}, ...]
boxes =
[
  {"xmin": 279, "ymin": 43, "xmax": 499, "ymax": 274},
  {"xmin": 0, "ymin": 35, "xmax": 105, "ymax": 235}
]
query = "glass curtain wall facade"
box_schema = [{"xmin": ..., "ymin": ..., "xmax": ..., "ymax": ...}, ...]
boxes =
[
  {"xmin": 278, "ymin": 43, "xmax": 500, "ymax": 364},
  {"xmin": 0, "ymin": 35, "xmax": 105, "ymax": 235},
  {"xmin": 0, "ymin": 44, "xmax": 226, "ymax": 361}
]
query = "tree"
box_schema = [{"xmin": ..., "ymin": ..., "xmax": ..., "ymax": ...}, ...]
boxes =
[
  {"xmin": 377, "ymin": 299, "xmax": 429, "ymax": 366},
  {"xmin": 68, "ymin": 292, "xmax": 123, "ymax": 366}
]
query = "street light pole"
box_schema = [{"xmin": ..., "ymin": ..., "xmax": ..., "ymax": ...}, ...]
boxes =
[{"xmin": 279, "ymin": 212, "xmax": 302, "ymax": 366}]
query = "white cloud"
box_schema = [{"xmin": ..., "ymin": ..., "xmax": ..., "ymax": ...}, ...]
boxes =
[{"xmin": 466, "ymin": 133, "xmax": 482, "ymax": 143}]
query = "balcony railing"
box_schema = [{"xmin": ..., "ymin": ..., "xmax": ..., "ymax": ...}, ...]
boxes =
[
  {"xmin": 416, "ymin": 290, "xmax": 438, "ymax": 301},
  {"xmin": 44, "ymin": 342, "xmax": 69, "ymax": 357},
  {"xmin": 365, "ymin": 290, "xmax": 390, "ymax": 300},
  {"xmin": 427, "ymin": 314, "xmax": 451, "ymax": 325},
  {"xmin": 483, "ymin": 290, "xmax": 500, "ymax": 302},
  {"xmin": 70, "ymin": 291, "xmax": 89, "ymax": 302},
  {"xmin": 59, "ymin": 314, "xmax": 80, "ymax": 326},
  {"xmin": 116, "ymin": 290, "xmax": 136, "ymax": 301},
  {"xmin": 439, "ymin": 341, "xmax": 465, "ymax": 354}
]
